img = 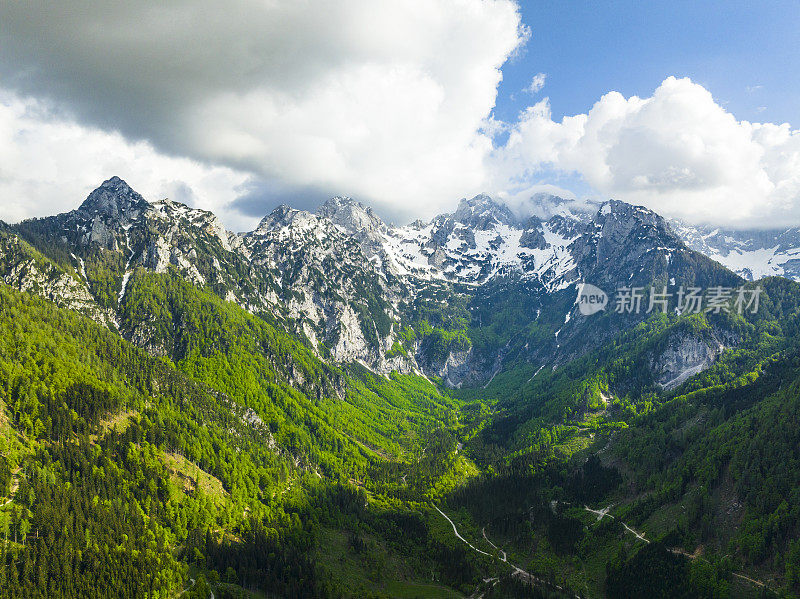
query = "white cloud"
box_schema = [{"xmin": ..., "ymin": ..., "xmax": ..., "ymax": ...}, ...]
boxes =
[
  {"xmin": 0, "ymin": 0, "xmax": 527, "ymax": 222},
  {"xmin": 525, "ymin": 73, "xmax": 547, "ymax": 95},
  {"xmin": 490, "ymin": 77, "xmax": 800, "ymax": 227},
  {"xmin": 0, "ymin": 92, "xmax": 254, "ymax": 230}
]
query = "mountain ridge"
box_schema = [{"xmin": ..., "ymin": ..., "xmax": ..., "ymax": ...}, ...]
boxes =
[{"xmin": 3, "ymin": 178, "xmax": 759, "ymax": 389}]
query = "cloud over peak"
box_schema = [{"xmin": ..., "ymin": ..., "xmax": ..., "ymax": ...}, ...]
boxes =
[
  {"xmin": 490, "ymin": 76, "xmax": 800, "ymax": 227},
  {"xmin": 0, "ymin": 3, "xmax": 799, "ymax": 229}
]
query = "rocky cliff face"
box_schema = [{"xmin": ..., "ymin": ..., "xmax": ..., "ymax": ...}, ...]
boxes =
[
  {"xmin": 242, "ymin": 202, "xmax": 414, "ymax": 372},
  {"xmin": 651, "ymin": 334, "xmax": 726, "ymax": 390},
  {"xmin": 0, "ymin": 232, "xmax": 115, "ymax": 326}
]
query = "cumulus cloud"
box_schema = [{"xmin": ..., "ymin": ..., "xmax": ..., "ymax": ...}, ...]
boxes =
[
  {"xmin": 525, "ymin": 73, "xmax": 547, "ymax": 95},
  {"xmin": 489, "ymin": 77, "xmax": 800, "ymax": 227},
  {"xmin": 0, "ymin": 0, "xmax": 527, "ymax": 222}
]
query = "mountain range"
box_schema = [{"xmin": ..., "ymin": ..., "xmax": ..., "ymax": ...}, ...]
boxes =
[
  {"xmin": 3, "ymin": 177, "xmax": 759, "ymax": 386},
  {"xmin": 2, "ymin": 177, "xmax": 800, "ymax": 598}
]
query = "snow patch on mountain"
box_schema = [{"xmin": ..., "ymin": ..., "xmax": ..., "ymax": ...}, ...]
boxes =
[
  {"xmin": 671, "ymin": 220, "xmax": 800, "ymax": 282},
  {"xmin": 380, "ymin": 195, "xmax": 579, "ymax": 289}
]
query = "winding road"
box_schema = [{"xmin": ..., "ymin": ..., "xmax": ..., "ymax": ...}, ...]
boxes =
[
  {"xmin": 583, "ymin": 504, "xmax": 773, "ymax": 592},
  {"xmin": 434, "ymin": 505, "xmax": 578, "ymax": 598},
  {"xmin": 175, "ymin": 578, "xmax": 195, "ymax": 598},
  {"xmin": 433, "ymin": 505, "xmax": 491, "ymax": 557}
]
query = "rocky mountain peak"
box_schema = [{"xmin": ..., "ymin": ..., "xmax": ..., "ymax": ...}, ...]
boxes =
[
  {"xmin": 571, "ymin": 199, "xmax": 682, "ymax": 275},
  {"xmin": 670, "ymin": 219, "xmax": 800, "ymax": 281},
  {"xmin": 452, "ymin": 194, "xmax": 517, "ymax": 230},
  {"xmin": 316, "ymin": 196, "xmax": 385, "ymax": 234},
  {"xmin": 78, "ymin": 176, "xmax": 149, "ymax": 222},
  {"xmin": 253, "ymin": 204, "xmax": 304, "ymax": 234},
  {"xmin": 594, "ymin": 199, "xmax": 665, "ymax": 229},
  {"xmin": 590, "ymin": 199, "xmax": 677, "ymax": 246}
]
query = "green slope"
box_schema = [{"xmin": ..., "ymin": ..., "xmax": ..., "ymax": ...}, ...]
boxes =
[{"xmin": 0, "ymin": 279, "xmax": 485, "ymax": 598}]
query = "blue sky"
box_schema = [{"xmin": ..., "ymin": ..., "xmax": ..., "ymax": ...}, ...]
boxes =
[
  {"xmin": 498, "ymin": 1, "xmax": 799, "ymax": 125},
  {"xmin": 0, "ymin": 0, "xmax": 799, "ymax": 229}
]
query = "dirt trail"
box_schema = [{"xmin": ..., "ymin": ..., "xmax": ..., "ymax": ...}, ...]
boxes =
[
  {"xmin": 583, "ymin": 503, "xmax": 770, "ymax": 591},
  {"xmin": 482, "ymin": 527, "xmax": 506, "ymax": 562},
  {"xmin": 583, "ymin": 503, "xmax": 650, "ymax": 543},
  {"xmin": 433, "ymin": 506, "xmax": 491, "ymax": 557}
]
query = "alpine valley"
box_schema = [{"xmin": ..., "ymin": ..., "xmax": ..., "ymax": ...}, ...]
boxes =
[{"xmin": 2, "ymin": 176, "xmax": 800, "ymax": 598}]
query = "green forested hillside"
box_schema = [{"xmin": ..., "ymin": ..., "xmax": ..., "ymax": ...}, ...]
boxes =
[
  {"xmin": 5, "ymin": 216, "xmax": 800, "ymax": 599},
  {"xmin": 0, "ymin": 280, "xmax": 486, "ymax": 598}
]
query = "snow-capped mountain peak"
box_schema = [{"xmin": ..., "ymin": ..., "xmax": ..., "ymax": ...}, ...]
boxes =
[
  {"xmin": 379, "ymin": 193, "xmax": 582, "ymax": 288},
  {"xmin": 254, "ymin": 204, "xmax": 319, "ymax": 235}
]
